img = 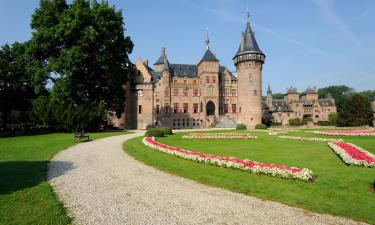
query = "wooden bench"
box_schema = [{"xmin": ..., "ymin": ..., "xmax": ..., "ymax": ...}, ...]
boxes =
[{"xmin": 73, "ymin": 131, "xmax": 90, "ymax": 141}]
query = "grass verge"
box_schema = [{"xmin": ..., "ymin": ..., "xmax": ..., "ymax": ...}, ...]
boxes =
[{"xmin": 0, "ymin": 131, "xmax": 131, "ymax": 225}]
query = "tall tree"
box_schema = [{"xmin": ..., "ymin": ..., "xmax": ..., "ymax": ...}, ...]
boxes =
[
  {"xmin": 29, "ymin": 0, "xmax": 133, "ymax": 130},
  {"xmin": 318, "ymin": 85, "xmax": 354, "ymax": 112},
  {"xmin": 0, "ymin": 42, "xmax": 35, "ymax": 130},
  {"xmin": 338, "ymin": 93, "xmax": 373, "ymax": 126}
]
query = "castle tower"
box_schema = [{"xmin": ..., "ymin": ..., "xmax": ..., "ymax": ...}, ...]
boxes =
[
  {"xmin": 197, "ymin": 29, "xmax": 219, "ymax": 125},
  {"xmin": 233, "ymin": 11, "xmax": 265, "ymax": 127}
]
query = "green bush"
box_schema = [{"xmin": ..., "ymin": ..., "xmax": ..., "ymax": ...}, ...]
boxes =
[
  {"xmin": 288, "ymin": 118, "xmax": 303, "ymax": 126},
  {"xmin": 236, "ymin": 123, "xmax": 247, "ymax": 130},
  {"xmin": 255, "ymin": 124, "xmax": 267, "ymax": 129},
  {"xmin": 316, "ymin": 121, "xmax": 331, "ymax": 126},
  {"xmin": 145, "ymin": 128, "xmax": 164, "ymax": 137},
  {"xmin": 159, "ymin": 127, "xmax": 173, "ymax": 135},
  {"xmin": 302, "ymin": 117, "xmax": 313, "ymax": 124}
]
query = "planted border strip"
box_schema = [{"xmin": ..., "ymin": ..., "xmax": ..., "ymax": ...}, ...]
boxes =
[
  {"xmin": 142, "ymin": 137, "xmax": 313, "ymax": 181},
  {"xmin": 182, "ymin": 133, "xmax": 257, "ymax": 139},
  {"xmin": 314, "ymin": 130, "xmax": 375, "ymax": 136},
  {"xmin": 279, "ymin": 136, "xmax": 343, "ymax": 142},
  {"xmin": 328, "ymin": 141, "xmax": 375, "ymax": 167}
]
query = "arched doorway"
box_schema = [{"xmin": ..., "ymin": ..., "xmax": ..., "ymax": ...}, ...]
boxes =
[{"xmin": 206, "ymin": 101, "xmax": 215, "ymax": 116}]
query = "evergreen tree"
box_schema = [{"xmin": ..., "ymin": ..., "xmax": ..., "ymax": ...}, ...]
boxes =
[{"xmin": 338, "ymin": 94, "xmax": 373, "ymax": 126}]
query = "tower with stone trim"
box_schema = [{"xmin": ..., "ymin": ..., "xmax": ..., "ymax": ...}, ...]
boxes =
[{"xmin": 233, "ymin": 11, "xmax": 265, "ymax": 127}]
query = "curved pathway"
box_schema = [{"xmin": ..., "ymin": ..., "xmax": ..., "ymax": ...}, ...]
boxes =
[{"xmin": 48, "ymin": 132, "xmax": 366, "ymax": 225}]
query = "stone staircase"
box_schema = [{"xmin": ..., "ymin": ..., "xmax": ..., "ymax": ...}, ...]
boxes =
[{"xmin": 213, "ymin": 116, "xmax": 237, "ymax": 128}]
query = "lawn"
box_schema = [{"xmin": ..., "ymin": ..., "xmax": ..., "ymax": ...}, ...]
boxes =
[
  {"xmin": 0, "ymin": 131, "xmax": 131, "ymax": 225},
  {"xmin": 124, "ymin": 130, "xmax": 375, "ymax": 224}
]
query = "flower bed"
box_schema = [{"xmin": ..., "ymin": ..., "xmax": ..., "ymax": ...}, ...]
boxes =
[
  {"xmin": 142, "ymin": 137, "xmax": 313, "ymax": 181},
  {"xmin": 278, "ymin": 136, "xmax": 343, "ymax": 142},
  {"xmin": 182, "ymin": 133, "xmax": 257, "ymax": 139},
  {"xmin": 314, "ymin": 130, "xmax": 375, "ymax": 136},
  {"xmin": 328, "ymin": 141, "xmax": 375, "ymax": 167}
]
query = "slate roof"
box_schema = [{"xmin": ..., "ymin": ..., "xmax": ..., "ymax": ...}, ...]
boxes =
[
  {"xmin": 318, "ymin": 99, "xmax": 335, "ymax": 107},
  {"xmin": 262, "ymin": 100, "xmax": 293, "ymax": 112},
  {"xmin": 148, "ymin": 63, "xmax": 236, "ymax": 82},
  {"xmin": 302, "ymin": 87, "xmax": 318, "ymax": 94},
  {"xmin": 235, "ymin": 21, "xmax": 262, "ymax": 57},
  {"xmin": 201, "ymin": 49, "xmax": 219, "ymax": 62},
  {"xmin": 170, "ymin": 64, "xmax": 197, "ymax": 78}
]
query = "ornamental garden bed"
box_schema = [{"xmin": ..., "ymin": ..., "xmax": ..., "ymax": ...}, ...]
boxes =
[
  {"xmin": 314, "ymin": 129, "xmax": 375, "ymax": 136},
  {"xmin": 278, "ymin": 136, "xmax": 343, "ymax": 142},
  {"xmin": 328, "ymin": 141, "xmax": 375, "ymax": 167},
  {"xmin": 182, "ymin": 133, "xmax": 257, "ymax": 139},
  {"xmin": 143, "ymin": 136, "xmax": 313, "ymax": 181}
]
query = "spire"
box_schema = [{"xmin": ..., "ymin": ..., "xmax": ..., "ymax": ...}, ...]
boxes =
[
  {"xmin": 267, "ymin": 83, "xmax": 272, "ymax": 95},
  {"xmin": 200, "ymin": 28, "xmax": 219, "ymax": 62},
  {"xmin": 205, "ymin": 28, "xmax": 210, "ymax": 50},
  {"xmin": 154, "ymin": 47, "xmax": 168, "ymax": 65},
  {"xmin": 234, "ymin": 9, "xmax": 262, "ymax": 57}
]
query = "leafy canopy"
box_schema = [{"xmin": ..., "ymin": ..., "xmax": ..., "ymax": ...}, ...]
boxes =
[{"xmin": 29, "ymin": 0, "xmax": 133, "ymax": 115}]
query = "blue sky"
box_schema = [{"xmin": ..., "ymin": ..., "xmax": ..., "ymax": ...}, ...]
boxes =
[{"xmin": 0, "ymin": 0, "xmax": 374, "ymax": 94}]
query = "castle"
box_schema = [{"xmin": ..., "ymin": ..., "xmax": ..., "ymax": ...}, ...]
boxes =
[
  {"xmin": 111, "ymin": 13, "xmax": 336, "ymax": 129},
  {"xmin": 263, "ymin": 85, "xmax": 336, "ymax": 126}
]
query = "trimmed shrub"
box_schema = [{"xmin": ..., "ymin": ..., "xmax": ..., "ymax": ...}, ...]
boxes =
[
  {"xmin": 255, "ymin": 124, "xmax": 267, "ymax": 129},
  {"xmin": 316, "ymin": 121, "xmax": 331, "ymax": 126},
  {"xmin": 144, "ymin": 128, "xmax": 164, "ymax": 137},
  {"xmin": 289, "ymin": 118, "xmax": 303, "ymax": 126},
  {"xmin": 302, "ymin": 117, "xmax": 313, "ymax": 124},
  {"xmin": 236, "ymin": 123, "xmax": 247, "ymax": 130},
  {"xmin": 159, "ymin": 127, "xmax": 173, "ymax": 135}
]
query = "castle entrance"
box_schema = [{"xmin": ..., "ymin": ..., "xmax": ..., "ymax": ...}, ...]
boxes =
[{"xmin": 206, "ymin": 101, "xmax": 215, "ymax": 116}]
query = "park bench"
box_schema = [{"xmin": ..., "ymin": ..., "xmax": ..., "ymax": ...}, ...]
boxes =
[{"xmin": 73, "ymin": 131, "xmax": 90, "ymax": 141}]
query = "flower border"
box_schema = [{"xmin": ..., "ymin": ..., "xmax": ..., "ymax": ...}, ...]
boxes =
[
  {"xmin": 142, "ymin": 137, "xmax": 313, "ymax": 181},
  {"xmin": 182, "ymin": 133, "xmax": 257, "ymax": 139},
  {"xmin": 278, "ymin": 136, "xmax": 343, "ymax": 142},
  {"xmin": 327, "ymin": 141, "xmax": 375, "ymax": 167},
  {"xmin": 314, "ymin": 130, "xmax": 375, "ymax": 136}
]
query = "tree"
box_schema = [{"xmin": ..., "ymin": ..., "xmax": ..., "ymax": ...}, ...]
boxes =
[
  {"xmin": 0, "ymin": 42, "xmax": 35, "ymax": 130},
  {"xmin": 318, "ymin": 85, "xmax": 354, "ymax": 112},
  {"xmin": 29, "ymin": 0, "xmax": 133, "ymax": 131},
  {"xmin": 338, "ymin": 94, "xmax": 373, "ymax": 126},
  {"xmin": 328, "ymin": 112, "xmax": 338, "ymax": 126}
]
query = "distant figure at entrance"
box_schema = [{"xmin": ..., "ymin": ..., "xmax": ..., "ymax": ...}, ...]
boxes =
[{"xmin": 206, "ymin": 101, "xmax": 215, "ymax": 116}]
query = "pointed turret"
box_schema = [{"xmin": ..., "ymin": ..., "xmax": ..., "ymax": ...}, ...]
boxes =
[
  {"xmin": 266, "ymin": 83, "xmax": 273, "ymax": 107},
  {"xmin": 154, "ymin": 47, "xmax": 169, "ymax": 72},
  {"xmin": 233, "ymin": 10, "xmax": 265, "ymax": 66},
  {"xmin": 200, "ymin": 29, "xmax": 219, "ymax": 62}
]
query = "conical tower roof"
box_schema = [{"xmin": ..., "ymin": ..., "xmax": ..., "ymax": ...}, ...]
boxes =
[{"xmin": 234, "ymin": 11, "xmax": 263, "ymax": 57}]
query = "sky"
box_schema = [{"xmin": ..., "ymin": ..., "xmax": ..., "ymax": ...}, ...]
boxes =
[{"xmin": 0, "ymin": 0, "xmax": 374, "ymax": 94}]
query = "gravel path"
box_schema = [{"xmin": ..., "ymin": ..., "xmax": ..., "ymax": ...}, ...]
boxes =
[{"xmin": 48, "ymin": 132, "xmax": 366, "ymax": 225}]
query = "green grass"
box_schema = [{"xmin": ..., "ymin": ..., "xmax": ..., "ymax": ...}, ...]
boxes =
[
  {"xmin": 124, "ymin": 130, "xmax": 375, "ymax": 224},
  {"xmin": 0, "ymin": 131, "xmax": 131, "ymax": 225}
]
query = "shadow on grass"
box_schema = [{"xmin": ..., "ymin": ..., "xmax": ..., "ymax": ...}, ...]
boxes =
[{"xmin": 0, "ymin": 160, "xmax": 73, "ymax": 195}]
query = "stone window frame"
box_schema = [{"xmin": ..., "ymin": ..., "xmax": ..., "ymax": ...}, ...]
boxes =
[
  {"xmin": 183, "ymin": 103, "xmax": 189, "ymax": 113},
  {"xmin": 232, "ymin": 104, "xmax": 236, "ymax": 113}
]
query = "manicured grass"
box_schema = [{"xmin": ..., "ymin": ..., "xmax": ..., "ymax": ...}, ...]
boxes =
[
  {"xmin": 124, "ymin": 130, "xmax": 375, "ymax": 224},
  {"xmin": 0, "ymin": 131, "xmax": 131, "ymax": 225}
]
